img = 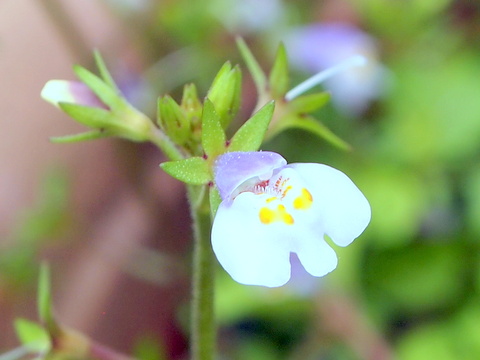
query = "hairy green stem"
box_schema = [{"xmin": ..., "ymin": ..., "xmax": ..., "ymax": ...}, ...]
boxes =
[
  {"xmin": 149, "ymin": 127, "xmax": 185, "ymax": 161},
  {"xmin": 188, "ymin": 185, "xmax": 215, "ymax": 360}
]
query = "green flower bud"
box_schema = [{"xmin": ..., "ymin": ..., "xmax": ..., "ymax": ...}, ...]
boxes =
[
  {"xmin": 157, "ymin": 95, "xmax": 190, "ymax": 146},
  {"xmin": 206, "ymin": 62, "xmax": 242, "ymax": 129},
  {"xmin": 180, "ymin": 83, "xmax": 203, "ymax": 141},
  {"xmin": 41, "ymin": 54, "xmax": 156, "ymax": 144},
  {"xmin": 268, "ymin": 43, "xmax": 289, "ymax": 99}
]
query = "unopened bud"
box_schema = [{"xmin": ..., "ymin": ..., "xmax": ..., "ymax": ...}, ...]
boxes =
[
  {"xmin": 206, "ymin": 62, "xmax": 242, "ymax": 129},
  {"xmin": 157, "ymin": 95, "xmax": 190, "ymax": 145}
]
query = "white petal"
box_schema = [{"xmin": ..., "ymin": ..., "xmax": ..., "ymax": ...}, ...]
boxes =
[
  {"xmin": 211, "ymin": 192, "xmax": 292, "ymax": 287},
  {"xmin": 41, "ymin": 80, "xmax": 104, "ymax": 108},
  {"xmin": 41, "ymin": 80, "xmax": 77, "ymax": 107},
  {"xmin": 293, "ymin": 231, "xmax": 338, "ymax": 277},
  {"xmin": 288, "ymin": 163, "xmax": 371, "ymax": 247}
]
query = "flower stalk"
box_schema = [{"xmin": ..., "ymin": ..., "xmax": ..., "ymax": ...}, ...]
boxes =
[{"xmin": 188, "ymin": 185, "xmax": 215, "ymax": 360}]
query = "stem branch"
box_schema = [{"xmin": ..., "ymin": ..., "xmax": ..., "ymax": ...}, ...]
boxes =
[{"xmin": 149, "ymin": 127, "xmax": 185, "ymax": 161}]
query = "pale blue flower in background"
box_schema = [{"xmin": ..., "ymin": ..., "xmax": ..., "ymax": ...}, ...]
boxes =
[
  {"xmin": 210, "ymin": 0, "xmax": 286, "ymax": 34},
  {"xmin": 285, "ymin": 22, "xmax": 388, "ymax": 116},
  {"xmin": 211, "ymin": 151, "xmax": 371, "ymax": 287}
]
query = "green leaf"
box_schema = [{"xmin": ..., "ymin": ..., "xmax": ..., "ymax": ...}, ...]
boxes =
[
  {"xmin": 160, "ymin": 157, "xmax": 211, "ymax": 185},
  {"xmin": 268, "ymin": 43, "xmax": 289, "ymax": 99},
  {"xmin": 73, "ymin": 65, "xmax": 123, "ymax": 109},
  {"xmin": 274, "ymin": 115, "xmax": 351, "ymax": 151},
  {"xmin": 228, "ymin": 101, "xmax": 275, "ymax": 152},
  {"xmin": 50, "ymin": 130, "xmax": 109, "ymax": 143},
  {"xmin": 286, "ymin": 92, "xmax": 330, "ymax": 114},
  {"xmin": 230, "ymin": 65, "xmax": 242, "ymax": 119},
  {"xmin": 236, "ymin": 37, "xmax": 267, "ymax": 96},
  {"xmin": 93, "ymin": 50, "xmax": 119, "ymax": 91},
  {"xmin": 201, "ymin": 99, "xmax": 227, "ymax": 157},
  {"xmin": 14, "ymin": 318, "xmax": 50, "ymax": 353},
  {"xmin": 58, "ymin": 103, "xmax": 113, "ymax": 129}
]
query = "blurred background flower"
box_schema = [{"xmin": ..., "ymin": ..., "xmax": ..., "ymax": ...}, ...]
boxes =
[{"xmin": 285, "ymin": 22, "xmax": 388, "ymax": 116}]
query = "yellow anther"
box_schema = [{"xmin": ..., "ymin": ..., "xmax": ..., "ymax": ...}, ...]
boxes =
[
  {"xmin": 266, "ymin": 197, "xmax": 277, "ymax": 203},
  {"xmin": 259, "ymin": 204, "xmax": 294, "ymax": 225},
  {"xmin": 282, "ymin": 185, "xmax": 293, "ymax": 197},
  {"xmin": 293, "ymin": 188, "xmax": 313, "ymax": 210}
]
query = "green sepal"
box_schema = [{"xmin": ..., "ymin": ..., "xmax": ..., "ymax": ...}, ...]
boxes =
[
  {"xmin": 14, "ymin": 318, "xmax": 51, "ymax": 353},
  {"xmin": 73, "ymin": 65, "xmax": 124, "ymax": 109},
  {"xmin": 201, "ymin": 99, "xmax": 227, "ymax": 157},
  {"xmin": 50, "ymin": 130, "xmax": 109, "ymax": 143},
  {"xmin": 207, "ymin": 62, "xmax": 242, "ymax": 128},
  {"xmin": 160, "ymin": 157, "xmax": 212, "ymax": 185},
  {"xmin": 58, "ymin": 103, "xmax": 113, "ymax": 128},
  {"xmin": 209, "ymin": 62, "xmax": 232, "ymax": 90},
  {"xmin": 236, "ymin": 37, "xmax": 267, "ymax": 96},
  {"xmin": 93, "ymin": 50, "xmax": 119, "ymax": 91},
  {"xmin": 287, "ymin": 92, "xmax": 331, "ymax": 114},
  {"xmin": 274, "ymin": 115, "xmax": 351, "ymax": 151},
  {"xmin": 157, "ymin": 95, "xmax": 190, "ymax": 145},
  {"xmin": 269, "ymin": 43, "xmax": 289, "ymax": 99},
  {"xmin": 209, "ymin": 186, "xmax": 222, "ymax": 219},
  {"xmin": 228, "ymin": 101, "xmax": 275, "ymax": 152}
]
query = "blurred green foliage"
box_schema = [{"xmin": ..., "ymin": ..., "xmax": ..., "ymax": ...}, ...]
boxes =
[
  {"xmin": 0, "ymin": 171, "xmax": 70, "ymax": 291},
  {"xmin": 5, "ymin": 0, "xmax": 480, "ymax": 359}
]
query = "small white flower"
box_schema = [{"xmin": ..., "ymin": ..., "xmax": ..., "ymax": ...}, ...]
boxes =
[
  {"xmin": 41, "ymin": 80, "xmax": 105, "ymax": 108},
  {"xmin": 211, "ymin": 151, "xmax": 371, "ymax": 287}
]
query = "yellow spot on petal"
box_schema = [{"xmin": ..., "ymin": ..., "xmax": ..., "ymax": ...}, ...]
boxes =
[
  {"xmin": 278, "ymin": 205, "xmax": 294, "ymax": 225},
  {"xmin": 293, "ymin": 188, "xmax": 313, "ymax": 210},
  {"xmin": 259, "ymin": 204, "xmax": 294, "ymax": 225},
  {"xmin": 259, "ymin": 207, "xmax": 275, "ymax": 224}
]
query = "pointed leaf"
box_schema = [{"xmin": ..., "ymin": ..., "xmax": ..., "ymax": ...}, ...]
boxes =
[
  {"xmin": 93, "ymin": 50, "xmax": 119, "ymax": 90},
  {"xmin": 73, "ymin": 65, "xmax": 123, "ymax": 109},
  {"xmin": 230, "ymin": 65, "xmax": 242, "ymax": 123},
  {"xmin": 228, "ymin": 101, "xmax": 275, "ymax": 152},
  {"xmin": 236, "ymin": 37, "xmax": 266, "ymax": 96},
  {"xmin": 275, "ymin": 115, "xmax": 351, "ymax": 151},
  {"xmin": 50, "ymin": 130, "xmax": 109, "ymax": 143},
  {"xmin": 287, "ymin": 92, "xmax": 330, "ymax": 114},
  {"xmin": 14, "ymin": 318, "xmax": 50, "ymax": 352},
  {"xmin": 59, "ymin": 103, "xmax": 113, "ymax": 128},
  {"xmin": 269, "ymin": 43, "xmax": 289, "ymax": 98},
  {"xmin": 161, "ymin": 157, "xmax": 211, "ymax": 185},
  {"xmin": 201, "ymin": 99, "xmax": 226, "ymax": 157}
]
